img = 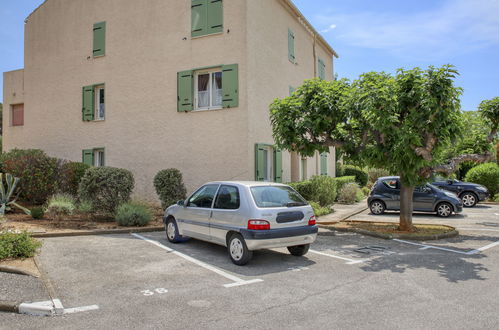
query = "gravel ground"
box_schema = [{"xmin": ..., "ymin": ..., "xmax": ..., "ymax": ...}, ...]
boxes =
[{"xmin": 0, "ymin": 272, "xmax": 48, "ymax": 303}]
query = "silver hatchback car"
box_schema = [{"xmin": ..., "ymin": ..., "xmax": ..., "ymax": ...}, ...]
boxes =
[{"xmin": 163, "ymin": 181, "xmax": 318, "ymax": 265}]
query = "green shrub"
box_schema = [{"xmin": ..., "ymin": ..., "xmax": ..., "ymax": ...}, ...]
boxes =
[
  {"xmin": 59, "ymin": 162, "xmax": 91, "ymax": 196},
  {"xmin": 367, "ymin": 168, "xmax": 390, "ymax": 188},
  {"xmin": 362, "ymin": 186, "xmax": 371, "ymax": 196},
  {"xmin": 153, "ymin": 169, "xmax": 187, "ymax": 208},
  {"xmin": 309, "ymin": 201, "xmax": 333, "ymax": 217},
  {"xmin": 464, "ymin": 162, "xmax": 499, "ymax": 195},
  {"xmin": 0, "ymin": 231, "xmax": 42, "ymax": 260},
  {"xmin": 289, "ymin": 176, "xmax": 337, "ymax": 207},
  {"xmin": 338, "ymin": 183, "xmax": 362, "ymax": 204},
  {"xmin": 77, "ymin": 200, "xmax": 93, "ymax": 214},
  {"xmin": 494, "ymin": 193, "xmax": 499, "ymax": 202},
  {"xmin": 30, "ymin": 207, "xmax": 44, "ymax": 219},
  {"xmin": 333, "ymin": 176, "xmax": 356, "ymax": 198},
  {"xmin": 457, "ymin": 161, "xmax": 478, "ymax": 180},
  {"xmin": 78, "ymin": 167, "xmax": 134, "ymax": 214},
  {"xmin": 335, "ymin": 162, "xmax": 344, "ymax": 177},
  {"xmin": 46, "ymin": 193, "xmax": 76, "ymax": 220},
  {"xmin": 116, "ymin": 202, "xmax": 152, "ymax": 227},
  {"xmin": 0, "ymin": 149, "xmax": 59, "ymax": 204},
  {"xmin": 343, "ymin": 165, "xmax": 368, "ymax": 187}
]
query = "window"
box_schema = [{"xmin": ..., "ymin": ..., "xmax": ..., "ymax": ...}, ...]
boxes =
[
  {"xmin": 191, "ymin": 0, "xmax": 223, "ymax": 38},
  {"xmin": 187, "ymin": 184, "xmax": 219, "ymax": 208},
  {"xmin": 214, "ymin": 185, "xmax": 240, "ymax": 210},
  {"xmin": 250, "ymin": 186, "xmax": 307, "ymax": 208},
  {"xmin": 318, "ymin": 58, "xmax": 326, "ymax": 80},
  {"xmin": 95, "ymin": 85, "xmax": 105, "ymax": 120},
  {"xmin": 82, "ymin": 148, "xmax": 105, "ymax": 166},
  {"xmin": 288, "ymin": 29, "xmax": 295, "ymax": 63},
  {"xmin": 11, "ymin": 104, "xmax": 24, "ymax": 126},
  {"xmin": 177, "ymin": 64, "xmax": 238, "ymax": 112},
  {"xmin": 82, "ymin": 84, "xmax": 105, "ymax": 121},
  {"xmin": 93, "ymin": 22, "xmax": 106, "ymax": 57},
  {"xmin": 195, "ymin": 69, "xmax": 222, "ymax": 110},
  {"xmin": 382, "ymin": 179, "xmax": 399, "ymax": 189},
  {"xmin": 301, "ymin": 158, "xmax": 307, "ymax": 181},
  {"xmin": 255, "ymin": 144, "xmax": 282, "ymax": 183}
]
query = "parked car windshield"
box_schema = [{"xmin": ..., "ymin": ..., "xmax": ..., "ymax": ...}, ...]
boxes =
[{"xmin": 250, "ymin": 185, "xmax": 307, "ymax": 208}]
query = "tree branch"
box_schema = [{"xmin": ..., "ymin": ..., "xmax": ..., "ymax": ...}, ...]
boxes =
[{"xmin": 418, "ymin": 152, "xmax": 493, "ymax": 178}]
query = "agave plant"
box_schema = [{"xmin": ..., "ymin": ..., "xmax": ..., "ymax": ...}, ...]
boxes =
[{"xmin": 0, "ymin": 173, "xmax": 31, "ymax": 215}]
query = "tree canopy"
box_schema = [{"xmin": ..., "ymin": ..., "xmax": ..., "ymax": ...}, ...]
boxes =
[{"xmin": 270, "ymin": 65, "xmax": 493, "ymax": 230}]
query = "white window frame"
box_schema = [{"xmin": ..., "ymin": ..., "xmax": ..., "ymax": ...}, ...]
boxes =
[
  {"xmin": 262, "ymin": 146, "xmax": 274, "ymax": 182},
  {"xmin": 94, "ymin": 149, "xmax": 105, "ymax": 167},
  {"xmin": 194, "ymin": 68, "xmax": 223, "ymax": 111},
  {"xmin": 94, "ymin": 85, "xmax": 105, "ymax": 120}
]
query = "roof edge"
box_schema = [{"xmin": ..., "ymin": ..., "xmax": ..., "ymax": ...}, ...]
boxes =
[
  {"xmin": 25, "ymin": 0, "xmax": 49, "ymax": 22},
  {"xmin": 281, "ymin": 0, "xmax": 339, "ymax": 58}
]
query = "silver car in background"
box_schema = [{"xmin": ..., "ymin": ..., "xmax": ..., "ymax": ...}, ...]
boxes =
[{"xmin": 163, "ymin": 181, "xmax": 318, "ymax": 265}]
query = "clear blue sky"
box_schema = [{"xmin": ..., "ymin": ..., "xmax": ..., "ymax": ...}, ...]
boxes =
[{"xmin": 1, "ymin": 0, "xmax": 498, "ymax": 110}]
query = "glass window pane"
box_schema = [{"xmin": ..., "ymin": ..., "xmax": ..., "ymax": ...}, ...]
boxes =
[
  {"xmin": 250, "ymin": 186, "xmax": 307, "ymax": 208},
  {"xmin": 214, "ymin": 185, "xmax": 240, "ymax": 210},
  {"xmin": 212, "ymin": 72, "xmax": 222, "ymax": 107},
  {"xmin": 197, "ymin": 74, "xmax": 210, "ymax": 108},
  {"xmin": 188, "ymin": 184, "xmax": 219, "ymax": 208},
  {"xmin": 99, "ymin": 88, "xmax": 105, "ymax": 119}
]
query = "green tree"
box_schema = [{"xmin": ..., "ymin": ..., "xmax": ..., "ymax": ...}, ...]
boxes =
[{"xmin": 270, "ymin": 65, "xmax": 483, "ymax": 231}]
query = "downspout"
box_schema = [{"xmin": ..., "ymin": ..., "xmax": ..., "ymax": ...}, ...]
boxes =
[{"xmin": 313, "ymin": 33, "xmax": 317, "ymax": 78}]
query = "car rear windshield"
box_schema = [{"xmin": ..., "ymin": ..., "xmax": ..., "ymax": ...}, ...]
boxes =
[{"xmin": 250, "ymin": 185, "xmax": 307, "ymax": 208}]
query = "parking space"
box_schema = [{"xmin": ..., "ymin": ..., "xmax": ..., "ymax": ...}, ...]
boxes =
[{"xmin": 3, "ymin": 206, "xmax": 499, "ymax": 328}]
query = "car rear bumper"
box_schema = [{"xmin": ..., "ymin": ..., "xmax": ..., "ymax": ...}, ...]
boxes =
[{"xmin": 241, "ymin": 226, "xmax": 318, "ymax": 250}]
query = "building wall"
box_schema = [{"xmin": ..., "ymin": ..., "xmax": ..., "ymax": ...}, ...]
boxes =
[
  {"xmin": 3, "ymin": 69, "xmax": 25, "ymax": 137},
  {"xmin": 3, "ymin": 0, "xmax": 338, "ymax": 201},
  {"xmin": 5, "ymin": 0, "xmax": 251, "ymax": 200},
  {"xmin": 246, "ymin": 0, "xmax": 336, "ymax": 182}
]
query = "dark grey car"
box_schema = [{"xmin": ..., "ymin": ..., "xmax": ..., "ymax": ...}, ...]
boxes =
[
  {"xmin": 367, "ymin": 176, "xmax": 463, "ymax": 217},
  {"xmin": 432, "ymin": 179, "xmax": 489, "ymax": 207}
]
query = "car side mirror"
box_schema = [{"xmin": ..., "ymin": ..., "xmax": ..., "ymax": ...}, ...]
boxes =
[{"xmin": 177, "ymin": 200, "xmax": 185, "ymax": 206}]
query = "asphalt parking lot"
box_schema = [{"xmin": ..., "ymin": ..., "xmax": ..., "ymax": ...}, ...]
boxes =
[{"xmin": 2, "ymin": 204, "xmax": 499, "ymax": 329}]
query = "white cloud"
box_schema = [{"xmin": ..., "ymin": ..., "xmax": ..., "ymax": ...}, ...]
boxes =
[
  {"xmin": 316, "ymin": 0, "xmax": 499, "ymax": 59},
  {"xmin": 320, "ymin": 24, "xmax": 337, "ymax": 33}
]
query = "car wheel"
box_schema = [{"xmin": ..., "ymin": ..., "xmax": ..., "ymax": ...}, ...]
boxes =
[
  {"xmin": 370, "ymin": 200, "xmax": 385, "ymax": 215},
  {"xmin": 461, "ymin": 192, "xmax": 477, "ymax": 207},
  {"xmin": 436, "ymin": 202, "xmax": 453, "ymax": 217},
  {"xmin": 165, "ymin": 217, "xmax": 184, "ymax": 243},
  {"xmin": 287, "ymin": 244, "xmax": 310, "ymax": 256},
  {"xmin": 228, "ymin": 233, "xmax": 253, "ymax": 266}
]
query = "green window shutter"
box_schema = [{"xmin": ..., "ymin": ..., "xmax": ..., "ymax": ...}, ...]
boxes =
[
  {"xmin": 93, "ymin": 22, "xmax": 106, "ymax": 57},
  {"xmin": 320, "ymin": 153, "xmax": 328, "ymax": 176},
  {"xmin": 318, "ymin": 58, "xmax": 326, "ymax": 80},
  {"xmin": 191, "ymin": 0, "xmax": 207, "ymax": 37},
  {"xmin": 207, "ymin": 0, "xmax": 223, "ymax": 35},
  {"xmin": 255, "ymin": 144, "xmax": 265, "ymax": 181},
  {"xmin": 177, "ymin": 70, "xmax": 194, "ymax": 112},
  {"xmin": 274, "ymin": 149, "xmax": 283, "ymax": 183},
  {"xmin": 288, "ymin": 29, "xmax": 295, "ymax": 63},
  {"xmin": 289, "ymin": 86, "xmax": 295, "ymax": 96},
  {"xmin": 82, "ymin": 149, "xmax": 94, "ymax": 166},
  {"xmin": 82, "ymin": 85, "xmax": 95, "ymax": 121},
  {"xmin": 222, "ymin": 64, "xmax": 238, "ymax": 108}
]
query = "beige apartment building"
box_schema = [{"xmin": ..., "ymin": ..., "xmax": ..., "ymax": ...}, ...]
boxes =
[{"xmin": 3, "ymin": 0, "xmax": 338, "ymax": 200}]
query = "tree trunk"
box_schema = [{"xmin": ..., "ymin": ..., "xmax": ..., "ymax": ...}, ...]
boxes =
[{"xmin": 399, "ymin": 183, "xmax": 415, "ymax": 232}]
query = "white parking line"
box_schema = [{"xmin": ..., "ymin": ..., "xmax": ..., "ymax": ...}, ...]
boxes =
[
  {"xmin": 131, "ymin": 233, "xmax": 263, "ymax": 288},
  {"xmin": 309, "ymin": 249, "xmax": 366, "ymax": 264},
  {"xmin": 394, "ymin": 238, "xmax": 499, "ymax": 255},
  {"xmin": 63, "ymin": 305, "xmax": 100, "ymax": 315},
  {"xmin": 468, "ymin": 241, "xmax": 499, "ymax": 254}
]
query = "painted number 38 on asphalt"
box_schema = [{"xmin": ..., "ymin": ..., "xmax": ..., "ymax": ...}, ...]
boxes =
[{"xmin": 141, "ymin": 288, "xmax": 168, "ymax": 296}]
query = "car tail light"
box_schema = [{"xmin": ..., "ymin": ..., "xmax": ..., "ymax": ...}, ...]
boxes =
[
  {"xmin": 247, "ymin": 220, "xmax": 270, "ymax": 230},
  {"xmin": 308, "ymin": 215, "xmax": 316, "ymax": 226}
]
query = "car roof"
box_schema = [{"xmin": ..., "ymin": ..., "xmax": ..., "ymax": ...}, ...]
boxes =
[
  {"xmin": 204, "ymin": 181, "xmax": 289, "ymax": 188},
  {"xmin": 377, "ymin": 176, "xmax": 400, "ymax": 181}
]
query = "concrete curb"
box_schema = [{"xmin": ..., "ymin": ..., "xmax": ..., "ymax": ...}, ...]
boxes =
[
  {"xmin": 322, "ymin": 221, "xmax": 459, "ymax": 241},
  {"xmin": 0, "ymin": 265, "xmax": 39, "ymax": 278},
  {"xmin": 316, "ymin": 206, "xmax": 368, "ymax": 224},
  {"xmin": 0, "ymin": 301, "xmax": 19, "ymax": 313},
  {"xmin": 30, "ymin": 226, "xmax": 164, "ymax": 238}
]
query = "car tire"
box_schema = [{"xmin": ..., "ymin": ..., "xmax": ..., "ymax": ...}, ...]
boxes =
[
  {"xmin": 228, "ymin": 233, "xmax": 253, "ymax": 266},
  {"xmin": 287, "ymin": 244, "xmax": 310, "ymax": 256},
  {"xmin": 370, "ymin": 200, "xmax": 386, "ymax": 215},
  {"xmin": 436, "ymin": 202, "xmax": 453, "ymax": 217},
  {"xmin": 165, "ymin": 217, "xmax": 186, "ymax": 243},
  {"xmin": 460, "ymin": 192, "xmax": 478, "ymax": 207}
]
